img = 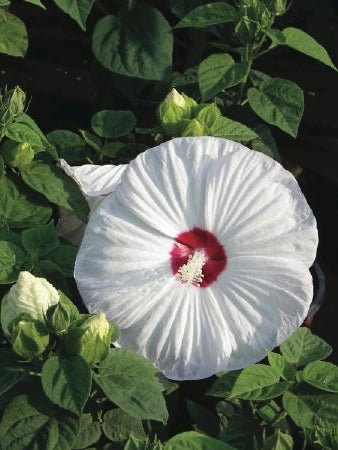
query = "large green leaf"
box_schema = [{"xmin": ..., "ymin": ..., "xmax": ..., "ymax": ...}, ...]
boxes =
[
  {"xmin": 47, "ymin": 130, "xmax": 87, "ymax": 161},
  {"xmin": 20, "ymin": 162, "xmax": 89, "ymax": 222},
  {"xmin": 6, "ymin": 113, "xmax": 51, "ymax": 152},
  {"xmin": 21, "ymin": 221, "xmax": 60, "ymax": 258},
  {"xmin": 267, "ymin": 352, "xmax": 296, "ymax": 381},
  {"xmin": 72, "ymin": 414, "xmax": 101, "ymax": 449},
  {"xmin": 207, "ymin": 370, "xmax": 241, "ymax": 397},
  {"xmin": 280, "ymin": 327, "xmax": 332, "ymax": 367},
  {"xmin": 54, "ymin": 0, "xmax": 95, "ymax": 30},
  {"xmin": 0, "ymin": 393, "xmax": 59, "ymax": 450},
  {"xmin": 282, "ymin": 27, "xmax": 337, "ymax": 72},
  {"xmin": 0, "ymin": 173, "xmax": 52, "ymax": 229},
  {"xmin": 0, "ymin": 350, "xmax": 27, "ymax": 396},
  {"xmin": 211, "ymin": 116, "xmax": 257, "ymax": 141},
  {"xmin": 41, "ymin": 355, "xmax": 91, "ymax": 416},
  {"xmin": 92, "ymin": 3, "xmax": 172, "ymax": 81},
  {"xmin": 91, "ymin": 110, "xmax": 136, "ymax": 138},
  {"xmin": 46, "ymin": 244, "xmax": 77, "ymax": 277},
  {"xmin": 0, "ymin": 240, "xmax": 27, "ymax": 283},
  {"xmin": 228, "ymin": 364, "xmax": 290, "ymax": 400},
  {"xmin": 102, "ymin": 408, "xmax": 146, "ymax": 442},
  {"xmin": 282, "ymin": 384, "xmax": 338, "ymax": 430},
  {"xmin": 198, "ymin": 53, "xmax": 248, "ymax": 100},
  {"xmin": 175, "ymin": 3, "xmax": 238, "ymax": 29},
  {"xmin": 165, "ymin": 431, "xmax": 235, "ymax": 449},
  {"xmin": 0, "ymin": 9, "xmax": 28, "ymax": 57},
  {"xmin": 248, "ymin": 78, "xmax": 304, "ymax": 137},
  {"xmin": 94, "ymin": 348, "xmax": 168, "ymax": 422},
  {"xmin": 250, "ymin": 123, "xmax": 280, "ymax": 161},
  {"xmin": 302, "ymin": 361, "xmax": 338, "ymax": 393}
]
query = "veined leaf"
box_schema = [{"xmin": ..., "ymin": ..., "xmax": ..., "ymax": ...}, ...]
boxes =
[
  {"xmin": 41, "ymin": 355, "xmax": 91, "ymax": 416},
  {"xmin": 92, "ymin": 3, "xmax": 172, "ymax": 81},
  {"xmin": 165, "ymin": 431, "xmax": 235, "ymax": 449},
  {"xmin": 72, "ymin": 414, "xmax": 101, "ymax": 449},
  {"xmin": 21, "ymin": 222, "xmax": 60, "ymax": 257},
  {"xmin": 211, "ymin": 116, "xmax": 257, "ymax": 141},
  {"xmin": 302, "ymin": 361, "xmax": 338, "ymax": 393},
  {"xmin": 198, "ymin": 53, "xmax": 248, "ymax": 100},
  {"xmin": 248, "ymin": 77, "xmax": 304, "ymax": 137},
  {"xmin": 282, "ymin": 27, "xmax": 337, "ymax": 72},
  {"xmin": 175, "ymin": 3, "xmax": 238, "ymax": 29},
  {"xmin": 0, "ymin": 10, "xmax": 28, "ymax": 57},
  {"xmin": 280, "ymin": 327, "xmax": 332, "ymax": 366},
  {"xmin": 102, "ymin": 408, "xmax": 146, "ymax": 442},
  {"xmin": 91, "ymin": 110, "xmax": 136, "ymax": 138},
  {"xmin": 54, "ymin": 0, "xmax": 95, "ymax": 31}
]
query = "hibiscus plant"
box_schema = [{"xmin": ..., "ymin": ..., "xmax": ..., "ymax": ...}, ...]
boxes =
[{"xmin": 0, "ymin": 0, "xmax": 338, "ymax": 449}]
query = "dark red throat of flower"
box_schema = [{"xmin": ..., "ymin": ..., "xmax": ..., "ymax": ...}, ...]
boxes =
[{"xmin": 170, "ymin": 227, "xmax": 227, "ymax": 288}]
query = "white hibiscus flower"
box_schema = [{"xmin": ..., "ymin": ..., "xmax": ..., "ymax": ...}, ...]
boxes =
[{"xmin": 71, "ymin": 137, "xmax": 318, "ymax": 380}]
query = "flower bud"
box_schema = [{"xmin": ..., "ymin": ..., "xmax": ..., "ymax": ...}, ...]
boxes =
[
  {"xmin": 64, "ymin": 313, "xmax": 118, "ymax": 365},
  {"xmin": 1, "ymin": 271, "xmax": 60, "ymax": 339},
  {"xmin": 11, "ymin": 317, "xmax": 49, "ymax": 360},
  {"xmin": 181, "ymin": 119, "xmax": 206, "ymax": 137},
  {"xmin": 272, "ymin": 0, "xmax": 287, "ymax": 15},
  {"xmin": 1, "ymin": 140, "xmax": 34, "ymax": 168},
  {"xmin": 45, "ymin": 301, "xmax": 73, "ymax": 334},
  {"xmin": 157, "ymin": 89, "xmax": 197, "ymax": 136}
]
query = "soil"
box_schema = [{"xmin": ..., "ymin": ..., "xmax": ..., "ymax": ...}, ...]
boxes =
[{"xmin": 0, "ymin": 1, "xmax": 337, "ymax": 362}]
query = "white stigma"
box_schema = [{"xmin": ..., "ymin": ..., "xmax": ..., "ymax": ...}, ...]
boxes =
[{"xmin": 177, "ymin": 251, "xmax": 207, "ymax": 286}]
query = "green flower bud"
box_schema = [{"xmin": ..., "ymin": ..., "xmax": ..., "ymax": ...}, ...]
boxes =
[
  {"xmin": 1, "ymin": 140, "xmax": 34, "ymax": 168},
  {"xmin": 64, "ymin": 313, "xmax": 118, "ymax": 365},
  {"xmin": 1, "ymin": 271, "xmax": 60, "ymax": 340},
  {"xmin": 11, "ymin": 317, "xmax": 49, "ymax": 360},
  {"xmin": 45, "ymin": 301, "xmax": 73, "ymax": 334},
  {"xmin": 6, "ymin": 86, "xmax": 26, "ymax": 117},
  {"xmin": 181, "ymin": 119, "xmax": 206, "ymax": 137},
  {"xmin": 157, "ymin": 89, "xmax": 197, "ymax": 136}
]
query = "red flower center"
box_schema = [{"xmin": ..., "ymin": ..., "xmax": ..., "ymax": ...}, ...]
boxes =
[{"xmin": 170, "ymin": 227, "xmax": 227, "ymax": 288}]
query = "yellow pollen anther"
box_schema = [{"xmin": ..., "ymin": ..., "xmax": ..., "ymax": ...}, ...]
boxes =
[{"xmin": 177, "ymin": 251, "xmax": 207, "ymax": 286}]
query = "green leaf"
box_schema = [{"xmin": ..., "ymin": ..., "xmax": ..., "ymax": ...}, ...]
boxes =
[
  {"xmin": 24, "ymin": 0, "xmax": 46, "ymax": 9},
  {"xmin": 21, "ymin": 221, "xmax": 60, "ymax": 257},
  {"xmin": 228, "ymin": 364, "xmax": 290, "ymax": 400},
  {"xmin": 175, "ymin": 3, "xmax": 238, "ymax": 29},
  {"xmin": 53, "ymin": 414, "xmax": 80, "ymax": 450},
  {"xmin": 207, "ymin": 370, "xmax": 241, "ymax": 397},
  {"xmin": 20, "ymin": 162, "xmax": 89, "ymax": 222},
  {"xmin": 91, "ymin": 110, "xmax": 136, "ymax": 139},
  {"xmin": 262, "ymin": 431, "xmax": 293, "ymax": 450},
  {"xmin": 251, "ymin": 123, "xmax": 280, "ymax": 161},
  {"xmin": 211, "ymin": 116, "xmax": 257, "ymax": 141},
  {"xmin": 102, "ymin": 408, "xmax": 146, "ymax": 442},
  {"xmin": 46, "ymin": 244, "xmax": 77, "ymax": 277},
  {"xmin": 313, "ymin": 418, "xmax": 338, "ymax": 450},
  {"xmin": 186, "ymin": 399, "xmax": 219, "ymax": 437},
  {"xmin": 280, "ymin": 327, "xmax": 332, "ymax": 367},
  {"xmin": 198, "ymin": 53, "xmax": 248, "ymax": 100},
  {"xmin": 0, "ymin": 240, "xmax": 27, "ymax": 283},
  {"xmin": 282, "ymin": 384, "xmax": 338, "ymax": 429},
  {"xmin": 11, "ymin": 317, "xmax": 50, "ymax": 359},
  {"xmin": 0, "ymin": 174, "xmax": 52, "ymax": 228},
  {"xmin": 92, "ymin": 3, "xmax": 173, "ymax": 81},
  {"xmin": 47, "ymin": 130, "xmax": 87, "ymax": 161},
  {"xmin": 72, "ymin": 414, "xmax": 101, "ymax": 449},
  {"xmin": 79, "ymin": 129, "xmax": 102, "ymax": 153},
  {"xmin": 33, "ymin": 259, "xmax": 68, "ymax": 291},
  {"xmin": 41, "ymin": 355, "xmax": 91, "ymax": 415},
  {"xmin": 165, "ymin": 431, "xmax": 235, "ymax": 449},
  {"xmin": 0, "ymin": 349, "xmax": 27, "ymax": 396},
  {"xmin": 0, "ymin": 393, "xmax": 59, "ymax": 450},
  {"xmin": 267, "ymin": 352, "xmax": 296, "ymax": 381},
  {"xmin": 94, "ymin": 348, "xmax": 168, "ymax": 422},
  {"xmin": 282, "ymin": 27, "xmax": 337, "ymax": 72},
  {"xmin": 0, "ymin": 10, "xmax": 28, "ymax": 57},
  {"xmin": 54, "ymin": 0, "xmax": 95, "ymax": 31},
  {"xmin": 219, "ymin": 411, "xmax": 262, "ymax": 449},
  {"xmin": 302, "ymin": 361, "xmax": 338, "ymax": 393},
  {"xmin": 6, "ymin": 113, "xmax": 49, "ymax": 151},
  {"xmin": 248, "ymin": 78, "xmax": 304, "ymax": 137}
]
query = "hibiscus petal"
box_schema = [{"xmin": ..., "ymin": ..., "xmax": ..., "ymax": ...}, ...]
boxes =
[
  {"xmin": 60, "ymin": 160, "xmax": 127, "ymax": 197},
  {"xmin": 204, "ymin": 148, "xmax": 318, "ymax": 267},
  {"xmin": 115, "ymin": 137, "xmax": 244, "ymax": 237}
]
